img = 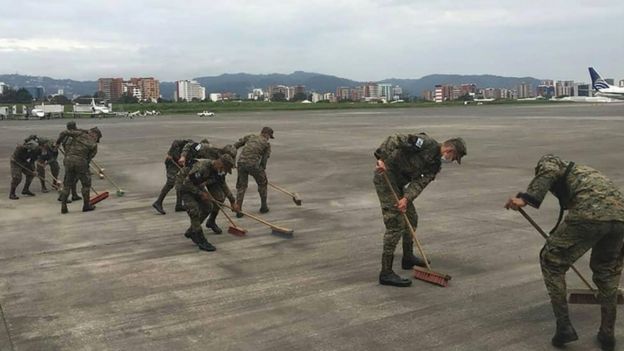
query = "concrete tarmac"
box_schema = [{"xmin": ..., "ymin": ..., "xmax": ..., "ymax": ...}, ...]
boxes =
[{"xmin": 1, "ymin": 103, "xmax": 624, "ymax": 350}]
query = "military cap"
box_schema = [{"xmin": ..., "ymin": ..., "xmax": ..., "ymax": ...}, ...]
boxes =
[
  {"xmin": 66, "ymin": 121, "xmax": 77, "ymax": 130},
  {"xmin": 24, "ymin": 139, "xmax": 39, "ymax": 151},
  {"xmin": 221, "ymin": 144, "xmax": 237, "ymax": 159},
  {"xmin": 261, "ymin": 126, "xmax": 274, "ymax": 139},
  {"xmin": 446, "ymin": 137, "xmax": 467, "ymax": 164},
  {"xmin": 200, "ymin": 138, "xmax": 210, "ymax": 144},
  {"xmin": 219, "ymin": 153, "xmax": 235, "ymax": 173}
]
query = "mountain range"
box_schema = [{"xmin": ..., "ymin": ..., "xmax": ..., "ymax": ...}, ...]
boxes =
[{"xmin": 0, "ymin": 71, "xmax": 542, "ymax": 100}]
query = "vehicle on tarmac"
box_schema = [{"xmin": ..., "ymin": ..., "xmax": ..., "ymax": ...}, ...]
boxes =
[{"xmin": 197, "ymin": 111, "xmax": 215, "ymax": 117}]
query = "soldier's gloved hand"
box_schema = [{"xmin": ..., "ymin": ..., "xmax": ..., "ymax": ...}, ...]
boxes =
[
  {"xmin": 395, "ymin": 197, "xmax": 408, "ymax": 213},
  {"xmin": 504, "ymin": 197, "xmax": 526, "ymax": 210},
  {"xmin": 178, "ymin": 156, "xmax": 186, "ymax": 166},
  {"xmin": 375, "ymin": 159, "xmax": 387, "ymax": 173}
]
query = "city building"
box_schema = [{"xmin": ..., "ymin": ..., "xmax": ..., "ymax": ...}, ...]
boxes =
[
  {"xmin": 209, "ymin": 93, "xmax": 222, "ymax": 102},
  {"xmin": 0, "ymin": 82, "xmax": 9, "ymax": 95},
  {"xmin": 130, "ymin": 77, "xmax": 160, "ymax": 102},
  {"xmin": 247, "ymin": 88, "xmax": 264, "ymax": 100},
  {"xmin": 98, "ymin": 78, "xmax": 124, "ymax": 101},
  {"xmin": 378, "ymin": 83, "xmax": 393, "ymax": 100},
  {"xmin": 434, "ymin": 85, "xmax": 452, "ymax": 103},
  {"xmin": 517, "ymin": 82, "xmax": 533, "ymax": 99},
  {"xmin": 175, "ymin": 80, "xmax": 206, "ymax": 101},
  {"xmin": 336, "ymin": 87, "xmax": 351, "ymax": 101},
  {"xmin": 392, "ymin": 85, "xmax": 403, "ymax": 100},
  {"xmin": 619, "ymin": 80, "xmax": 624, "ymax": 88}
]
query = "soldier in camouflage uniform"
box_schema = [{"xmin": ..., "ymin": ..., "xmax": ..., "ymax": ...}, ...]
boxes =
[
  {"xmin": 152, "ymin": 139, "xmax": 194, "ymax": 214},
  {"xmin": 57, "ymin": 121, "xmax": 83, "ymax": 202},
  {"xmin": 174, "ymin": 139, "xmax": 212, "ymax": 211},
  {"xmin": 505, "ymin": 155, "xmax": 624, "ymax": 350},
  {"xmin": 204, "ymin": 145, "xmax": 237, "ymax": 234},
  {"xmin": 33, "ymin": 136, "xmax": 61, "ymax": 193},
  {"xmin": 8, "ymin": 139, "xmax": 40, "ymax": 199},
  {"xmin": 56, "ymin": 127, "xmax": 101, "ymax": 214},
  {"xmin": 179, "ymin": 154, "xmax": 238, "ymax": 252},
  {"xmin": 234, "ymin": 127, "xmax": 273, "ymax": 217},
  {"xmin": 374, "ymin": 133, "xmax": 466, "ymax": 287}
]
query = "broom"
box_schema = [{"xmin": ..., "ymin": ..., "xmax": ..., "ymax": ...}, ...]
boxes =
[
  {"xmin": 91, "ymin": 159, "xmax": 125, "ymax": 196},
  {"xmin": 382, "ymin": 172, "xmax": 451, "ymax": 287},
  {"xmin": 219, "ymin": 201, "xmax": 294, "ymax": 237},
  {"xmin": 268, "ymin": 181, "xmax": 302, "ymax": 206},
  {"xmin": 518, "ymin": 208, "xmax": 624, "ymax": 304}
]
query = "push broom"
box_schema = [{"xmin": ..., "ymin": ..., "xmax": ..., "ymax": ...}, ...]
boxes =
[
  {"xmin": 383, "ymin": 172, "xmax": 451, "ymax": 287},
  {"xmin": 268, "ymin": 181, "xmax": 302, "ymax": 206},
  {"xmin": 91, "ymin": 159, "xmax": 125, "ymax": 196},
  {"xmin": 518, "ymin": 208, "xmax": 624, "ymax": 304},
  {"xmin": 218, "ymin": 201, "xmax": 294, "ymax": 237}
]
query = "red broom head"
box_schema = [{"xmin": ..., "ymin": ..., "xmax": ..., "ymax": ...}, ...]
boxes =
[
  {"xmin": 89, "ymin": 191, "xmax": 109, "ymax": 206},
  {"xmin": 413, "ymin": 269, "xmax": 451, "ymax": 287}
]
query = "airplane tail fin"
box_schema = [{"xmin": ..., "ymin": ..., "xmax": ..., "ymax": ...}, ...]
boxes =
[{"xmin": 588, "ymin": 67, "xmax": 611, "ymax": 90}]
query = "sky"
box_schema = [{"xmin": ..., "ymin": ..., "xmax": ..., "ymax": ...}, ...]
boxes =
[{"xmin": 0, "ymin": 0, "xmax": 623, "ymax": 83}]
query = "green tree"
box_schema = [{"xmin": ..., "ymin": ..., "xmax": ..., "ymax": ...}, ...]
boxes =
[
  {"xmin": 15, "ymin": 88, "xmax": 33, "ymax": 103},
  {"xmin": 119, "ymin": 93, "xmax": 139, "ymax": 104},
  {"xmin": 271, "ymin": 92, "xmax": 287, "ymax": 102},
  {"xmin": 291, "ymin": 92, "xmax": 307, "ymax": 102}
]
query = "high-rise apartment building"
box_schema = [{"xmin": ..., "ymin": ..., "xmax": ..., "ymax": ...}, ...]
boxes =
[
  {"xmin": 175, "ymin": 80, "xmax": 206, "ymax": 101},
  {"xmin": 98, "ymin": 78, "xmax": 124, "ymax": 101},
  {"xmin": 130, "ymin": 77, "xmax": 160, "ymax": 102},
  {"xmin": 517, "ymin": 82, "xmax": 533, "ymax": 99}
]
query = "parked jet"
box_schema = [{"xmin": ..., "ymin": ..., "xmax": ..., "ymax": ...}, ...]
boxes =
[
  {"xmin": 91, "ymin": 98, "xmax": 111, "ymax": 114},
  {"xmin": 588, "ymin": 67, "xmax": 624, "ymax": 100}
]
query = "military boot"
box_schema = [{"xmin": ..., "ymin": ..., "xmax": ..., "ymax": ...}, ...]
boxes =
[
  {"xmin": 21, "ymin": 189, "xmax": 36, "ymax": 196},
  {"xmin": 597, "ymin": 305, "xmax": 616, "ymax": 351},
  {"xmin": 190, "ymin": 231, "xmax": 216, "ymax": 252},
  {"xmin": 206, "ymin": 212, "xmax": 222, "ymax": 234},
  {"xmin": 401, "ymin": 238, "xmax": 429, "ymax": 269},
  {"xmin": 61, "ymin": 202, "xmax": 68, "ymax": 214},
  {"xmin": 259, "ymin": 191, "xmax": 269, "ymax": 213},
  {"xmin": 72, "ymin": 194, "xmax": 82, "ymax": 201},
  {"xmin": 551, "ymin": 319, "xmax": 578, "ymax": 348},
  {"xmin": 82, "ymin": 196, "xmax": 96, "ymax": 212},
  {"xmin": 40, "ymin": 179, "xmax": 49, "ymax": 193},
  {"xmin": 152, "ymin": 201, "xmax": 166, "ymax": 215},
  {"xmin": 9, "ymin": 180, "xmax": 19, "ymax": 200},
  {"xmin": 379, "ymin": 254, "xmax": 412, "ymax": 287}
]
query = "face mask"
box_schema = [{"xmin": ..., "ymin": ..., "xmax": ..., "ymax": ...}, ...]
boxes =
[
  {"xmin": 218, "ymin": 171, "xmax": 226, "ymax": 176},
  {"xmin": 441, "ymin": 156, "xmax": 453, "ymax": 164}
]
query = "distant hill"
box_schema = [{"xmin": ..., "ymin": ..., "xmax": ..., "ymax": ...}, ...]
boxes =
[{"xmin": 1, "ymin": 72, "xmax": 542, "ymax": 100}]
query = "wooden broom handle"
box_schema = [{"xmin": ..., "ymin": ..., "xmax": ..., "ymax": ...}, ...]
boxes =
[
  {"xmin": 268, "ymin": 182, "xmax": 295, "ymax": 197},
  {"xmin": 382, "ymin": 172, "xmax": 432, "ymax": 270}
]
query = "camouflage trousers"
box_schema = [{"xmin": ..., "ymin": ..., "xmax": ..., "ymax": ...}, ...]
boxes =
[
  {"xmin": 541, "ymin": 220, "xmax": 624, "ymax": 322},
  {"xmin": 206, "ymin": 184, "xmax": 226, "ymax": 219},
  {"xmin": 373, "ymin": 172, "xmax": 419, "ymax": 258},
  {"xmin": 181, "ymin": 191, "xmax": 213, "ymax": 235},
  {"xmin": 236, "ymin": 164, "xmax": 268, "ymax": 208},
  {"xmin": 10, "ymin": 160, "xmax": 35, "ymax": 191},
  {"xmin": 156, "ymin": 161, "xmax": 181, "ymax": 205},
  {"xmin": 59, "ymin": 158, "xmax": 91, "ymax": 202}
]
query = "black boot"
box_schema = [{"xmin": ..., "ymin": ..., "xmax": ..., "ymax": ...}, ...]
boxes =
[
  {"xmin": 259, "ymin": 193, "xmax": 269, "ymax": 213},
  {"xmin": 552, "ymin": 319, "xmax": 578, "ymax": 348},
  {"xmin": 174, "ymin": 191, "xmax": 186, "ymax": 212},
  {"xmin": 206, "ymin": 212, "xmax": 222, "ymax": 234},
  {"xmin": 21, "ymin": 188, "xmax": 36, "ymax": 196},
  {"xmin": 597, "ymin": 305, "xmax": 616, "ymax": 351},
  {"xmin": 401, "ymin": 237, "xmax": 430, "ymax": 269},
  {"xmin": 82, "ymin": 196, "xmax": 96, "ymax": 212},
  {"xmin": 61, "ymin": 202, "xmax": 68, "ymax": 214},
  {"xmin": 190, "ymin": 231, "xmax": 216, "ymax": 252},
  {"xmin": 379, "ymin": 254, "xmax": 411, "ymax": 287},
  {"xmin": 152, "ymin": 201, "xmax": 166, "ymax": 215},
  {"xmin": 72, "ymin": 194, "xmax": 82, "ymax": 201},
  {"xmin": 9, "ymin": 181, "xmax": 19, "ymax": 200},
  {"xmin": 184, "ymin": 228, "xmax": 192, "ymax": 239}
]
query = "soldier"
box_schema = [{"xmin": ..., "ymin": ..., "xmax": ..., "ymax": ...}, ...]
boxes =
[
  {"xmin": 152, "ymin": 138, "xmax": 194, "ymax": 214},
  {"xmin": 31, "ymin": 136, "xmax": 61, "ymax": 193},
  {"xmin": 374, "ymin": 133, "xmax": 466, "ymax": 287},
  {"xmin": 179, "ymin": 153, "xmax": 238, "ymax": 252},
  {"xmin": 8, "ymin": 139, "xmax": 40, "ymax": 199},
  {"xmin": 58, "ymin": 121, "xmax": 83, "ymax": 202},
  {"xmin": 56, "ymin": 127, "xmax": 101, "ymax": 214},
  {"xmin": 505, "ymin": 155, "xmax": 624, "ymax": 350},
  {"xmin": 174, "ymin": 139, "xmax": 212, "ymax": 211},
  {"xmin": 204, "ymin": 145, "xmax": 237, "ymax": 234},
  {"xmin": 234, "ymin": 127, "xmax": 273, "ymax": 217}
]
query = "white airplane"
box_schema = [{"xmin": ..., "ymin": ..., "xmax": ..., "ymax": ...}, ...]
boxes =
[
  {"xmin": 589, "ymin": 67, "xmax": 624, "ymax": 100},
  {"xmin": 90, "ymin": 98, "xmax": 111, "ymax": 114},
  {"xmin": 197, "ymin": 111, "xmax": 215, "ymax": 117},
  {"xmin": 128, "ymin": 110, "xmax": 141, "ymax": 117}
]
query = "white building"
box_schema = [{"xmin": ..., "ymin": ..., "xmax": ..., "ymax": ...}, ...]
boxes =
[
  {"xmin": 0, "ymin": 82, "xmax": 9, "ymax": 95},
  {"xmin": 247, "ymin": 88, "xmax": 264, "ymax": 100},
  {"xmin": 311, "ymin": 92, "xmax": 322, "ymax": 103},
  {"xmin": 378, "ymin": 83, "xmax": 393, "ymax": 100},
  {"xmin": 209, "ymin": 93, "xmax": 222, "ymax": 102},
  {"xmin": 175, "ymin": 80, "xmax": 206, "ymax": 101}
]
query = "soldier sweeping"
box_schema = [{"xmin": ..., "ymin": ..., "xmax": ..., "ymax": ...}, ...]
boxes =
[
  {"xmin": 374, "ymin": 133, "xmax": 466, "ymax": 287},
  {"xmin": 57, "ymin": 121, "xmax": 83, "ymax": 202},
  {"xmin": 56, "ymin": 127, "xmax": 102, "ymax": 214},
  {"xmin": 26, "ymin": 136, "xmax": 61, "ymax": 193},
  {"xmin": 234, "ymin": 127, "xmax": 273, "ymax": 217},
  {"xmin": 179, "ymin": 153, "xmax": 238, "ymax": 252},
  {"xmin": 152, "ymin": 138, "xmax": 194, "ymax": 214},
  {"xmin": 505, "ymin": 155, "xmax": 624, "ymax": 350},
  {"xmin": 8, "ymin": 139, "xmax": 40, "ymax": 199}
]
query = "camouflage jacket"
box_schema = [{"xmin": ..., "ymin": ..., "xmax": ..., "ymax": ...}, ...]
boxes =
[
  {"xmin": 518, "ymin": 154, "xmax": 624, "ymax": 222},
  {"xmin": 181, "ymin": 159, "xmax": 234, "ymax": 201},
  {"xmin": 181, "ymin": 141, "xmax": 213, "ymax": 160},
  {"xmin": 234, "ymin": 134, "xmax": 271, "ymax": 169},
  {"xmin": 167, "ymin": 139, "xmax": 193, "ymax": 162},
  {"xmin": 12, "ymin": 144, "xmax": 38, "ymax": 165},
  {"xmin": 57, "ymin": 130, "xmax": 97, "ymax": 163},
  {"xmin": 36, "ymin": 137, "xmax": 59, "ymax": 161},
  {"xmin": 374, "ymin": 133, "xmax": 441, "ymax": 202}
]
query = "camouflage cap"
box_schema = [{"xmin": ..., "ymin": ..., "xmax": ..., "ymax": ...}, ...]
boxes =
[
  {"xmin": 446, "ymin": 137, "xmax": 467, "ymax": 164},
  {"xmin": 221, "ymin": 144, "xmax": 237, "ymax": 159},
  {"xmin": 261, "ymin": 126, "xmax": 274, "ymax": 139},
  {"xmin": 66, "ymin": 121, "xmax": 77, "ymax": 130},
  {"xmin": 219, "ymin": 153, "xmax": 235, "ymax": 173},
  {"xmin": 90, "ymin": 127, "xmax": 102, "ymax": 142}
]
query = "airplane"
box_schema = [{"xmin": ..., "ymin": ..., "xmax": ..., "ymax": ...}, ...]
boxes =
[
  {"xmin": 588, "ymin": 67, "xmax": 624, "ymax": 100},
  {"xmin": 90, "ymin": 98, "xmax": 111, "ymax": 114}
]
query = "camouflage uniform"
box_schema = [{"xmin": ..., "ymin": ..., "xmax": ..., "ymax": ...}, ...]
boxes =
[
  {"xmin": 9, "ymin": 140, "xmax": 40, "ymax": 199},
  {"xmin": 152, "ymin": 139, "xmax": 193, "ymax": 213},
  {"xmin": 517, "ymin": 155, "xmax": 624, "ymax": 341},
  {"xmin": 57, "ymin": 126, "xmax": 82, "ymax": 200},
  {"xmin": 179, "ymin": 157, "xmax": 233, "ymax": 251},
  {"xmin": 373, "ymin": 133, "xmax": 442, "ymax": 279},
  {"xmin": 234, "ymin": 133, "xmax": 271, "ymax": 212},
  {"xmin": 35, "ymin": 137, "xmax": 61, "ymax": 192},
  {"xmin": 57, "ymin": 130, "xmax": 98, "ymax": 212}
]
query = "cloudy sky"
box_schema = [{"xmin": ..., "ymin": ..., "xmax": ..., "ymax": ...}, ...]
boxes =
[{"xmin": 0, "ymin": 0, "xmax": 622, "ymax": 82}]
